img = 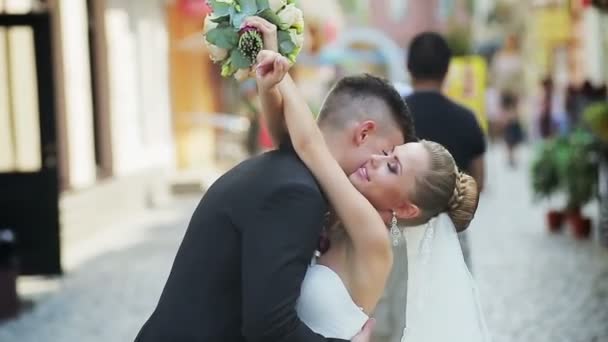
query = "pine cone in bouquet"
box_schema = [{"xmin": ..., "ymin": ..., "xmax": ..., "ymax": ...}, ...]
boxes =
[
  {"xmin": 238, "ymin": 26, "xmax": 264, "ymax": 64},
  {"xmin": 203, "ymin": 0, "xmax": 305, "ymax": 81}
]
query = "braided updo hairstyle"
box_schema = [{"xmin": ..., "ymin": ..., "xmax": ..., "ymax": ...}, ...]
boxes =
[{"xmin": 406, "ymin": 140, "xmax": 479, "ymax": 231}]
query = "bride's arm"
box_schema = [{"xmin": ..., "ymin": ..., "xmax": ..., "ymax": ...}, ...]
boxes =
[
  {"xmin": 257, "ymin": 52, "xmax": 392, "ymax": 279},
  {"xmin": 258, "ymin": 87, "xmax": 288, "ymax": 145},
  {"xmin": 243, "ymin": 17, "xmax": 289, "ymax": 146}
]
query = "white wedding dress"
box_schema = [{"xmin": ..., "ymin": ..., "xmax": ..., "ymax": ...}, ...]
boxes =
[
  {"xmin": 296, "ymin": 213, "xmax": 491, "ymax": 341},
  {"xmin": 296, "ymin": 261, "xmax": 369, "ymax": 340}
]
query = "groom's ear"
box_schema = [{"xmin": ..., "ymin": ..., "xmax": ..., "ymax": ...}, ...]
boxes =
[
  {"xmin": 395, "ymin": 202, "xmax": 420, "ymax": 220},
  {"xmin": 354, "ymin": 120, "xmax": 378, "ymax": 146}
]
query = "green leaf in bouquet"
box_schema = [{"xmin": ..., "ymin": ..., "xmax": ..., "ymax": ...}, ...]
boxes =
[
  {"xmin": 231, "ymin": 0, "xmax": 259, "ymax": 28},
  {"xmin": 256, "ymin": 0, "xmax": 270, "ymax": 11},
  {"xmin": 280, "ymin": 40, "xmax": 296, "ymax": 56},
  {"xmin": 258, "ymin": 8, "xmax": 282, "ymax": 26},
  {"xmin": 211, "ymin": 15, "xmax": 230, "ymax": 24},
  {"xmin": 206, "ymin": 26, "xmax": 239, "ymax": 49},
  {"xmin": 278, "ymin": 30, "xmax": 295, "ymax": 55},
  {"xmin": 241, "ymin": 0, "xmax": 260, "ymax": 13},
  {"xmin": 209, "ymin": 0, "xmax": 231, "ymax": 17},
  {"xmin": 231, "ymin": 49, "xmax": 253, "ymax": 69}
]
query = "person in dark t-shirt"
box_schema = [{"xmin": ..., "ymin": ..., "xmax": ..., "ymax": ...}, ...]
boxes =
[{"xmin": 406, "ymin": 32, "xmax": 486, "ymax": 270}]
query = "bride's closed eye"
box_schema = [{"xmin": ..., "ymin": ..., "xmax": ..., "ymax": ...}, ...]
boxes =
[
  {"xmin": 388, "ymin": 163, "xmax": 398, "ymax": 174},
  {"xmin": 382, "ymin": 151, "xmax": 398, "ymax": 174}
]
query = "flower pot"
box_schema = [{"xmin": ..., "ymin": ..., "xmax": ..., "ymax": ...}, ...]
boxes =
[
  {"xmin": 566, "ymin": 206, "xmax": 582, "ymax": 223},
  {"xmin": 546, "ymin": 210, "xmax": 565, "ymax": 232},
  {"xmin": 571, "ymin": 216, "xmax": 592, "ymax": 240}
]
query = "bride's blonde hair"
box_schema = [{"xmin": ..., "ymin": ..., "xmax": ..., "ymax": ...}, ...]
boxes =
[{"xmin": 406, "ymin": 140, "xmax": 479, "ymax": 231}]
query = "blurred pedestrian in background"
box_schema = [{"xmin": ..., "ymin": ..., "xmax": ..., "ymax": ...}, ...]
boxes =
[
  {"xmin": 491, "ymin": 34, "xmax": 528, "ymax": 162},
  {"xmin": 372, "ymin": 31, "xmax": 487, "ymax": 342},
  {"xmin": 404, "ymin": 32, "xmax": 486, "ymax": 271},
  {"xmin": 500, "ymin": 91, "xmax": 524, "ymax": 168}
]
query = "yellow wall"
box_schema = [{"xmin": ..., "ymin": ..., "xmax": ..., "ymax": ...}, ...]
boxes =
[
  {"xmin": 444, "ymin": 56, "xmax": 489, "ymax": 133},
  {"xmin": 167, "ymin": 3, "xmax": 219, "ymax": 170}
]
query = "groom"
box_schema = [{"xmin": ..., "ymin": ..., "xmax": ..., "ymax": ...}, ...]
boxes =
[{"xmin": 134, "ymin": 73, "xmax": 414, "ymax": 341}]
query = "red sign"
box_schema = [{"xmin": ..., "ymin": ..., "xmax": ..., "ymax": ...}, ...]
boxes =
[{"xmin": 179, "ymin": 0, "xmax": 212, "ymax": 17}]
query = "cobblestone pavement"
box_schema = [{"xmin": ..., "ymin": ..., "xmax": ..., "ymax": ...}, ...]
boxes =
[
  {"xmin": 0, "ymin": 202, "xmax": 197, "ymax": 342},
  {"xmin": 471, "ymin": 145, "xmax": 608, "ymax": 342},
  {"xmin": 0, "ymin": 145, "xmax": 607, "ymax": 342}
]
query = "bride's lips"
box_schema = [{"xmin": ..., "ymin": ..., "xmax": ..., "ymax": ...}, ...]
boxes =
[{"xmin": 358, "ymin": 166, "xmax": 370, "ymax": 182}]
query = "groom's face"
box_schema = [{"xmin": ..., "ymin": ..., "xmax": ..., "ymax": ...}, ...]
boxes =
[{"xmin": 347, "ymin": 121, "xmax": 404, "ymax": 177}]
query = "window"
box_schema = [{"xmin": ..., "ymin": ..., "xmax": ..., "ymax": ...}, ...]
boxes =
[{"xmin": 0, "ymin": 26, "xmax": 42, "ymax": 172}]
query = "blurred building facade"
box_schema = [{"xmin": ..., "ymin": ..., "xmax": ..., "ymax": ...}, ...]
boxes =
[
  {"xmin": 55, "ymin": 0, "xmax": 175, "ymax": 240},
  {"xmin": 339, "ymin": 0, "xmax": 471, "ymax": 47},
  {"xmin": 0, "ymin": 0, "xmax": 174, "ymax": 272},
  {"xmin": 167, "ymin": 0, "xmax": 221, "ymax": 172}
]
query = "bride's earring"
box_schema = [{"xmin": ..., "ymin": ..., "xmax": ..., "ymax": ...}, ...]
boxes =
[{"xmin": 390, "ymin": 212, "xmax": 402, "ymax": 246}]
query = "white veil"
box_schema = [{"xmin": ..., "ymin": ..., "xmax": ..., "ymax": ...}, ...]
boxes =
[{"xmin": 401, "ymin": 213, "xmax": 491, "ymax": 342}]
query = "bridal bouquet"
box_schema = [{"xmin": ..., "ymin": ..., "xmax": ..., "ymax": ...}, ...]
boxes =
[{"xmin": 203, "ymin": 0, "xmax": 305, "ymax": 80}]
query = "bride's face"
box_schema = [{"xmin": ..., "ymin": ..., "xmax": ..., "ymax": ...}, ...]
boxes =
[{"xmin": 348, "ymin": 142, "xmax": 429, "ymax": 215}]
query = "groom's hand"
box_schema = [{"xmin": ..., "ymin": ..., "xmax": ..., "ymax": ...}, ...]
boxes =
[
  {"xmin": 351, "ymin": 318, "xmax": 376, "ymax": 342},
  {"xmin": 255, "ymin": 50, "xmax": 290, "ymax": 91}
]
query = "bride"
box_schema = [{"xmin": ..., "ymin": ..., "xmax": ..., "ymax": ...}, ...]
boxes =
[{"xmin": 252, "ymin": 46, "xmax": 490, "ymax": 341}]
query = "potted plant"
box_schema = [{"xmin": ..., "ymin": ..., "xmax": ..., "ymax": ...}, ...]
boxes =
[
  {"xmin": 531, "ymin": 137, "xmax": 567, "ymax": 232},
  {"xmin": 562, "ymin": 129, "xmax": 599, "ymax": 239},
  {"xmin": 583, "ymin": 102, "xmax": 608, "ymax": 246},
  {"xmin": 583, "ymin": 102, "xmax": 608, "ymax": 143}
]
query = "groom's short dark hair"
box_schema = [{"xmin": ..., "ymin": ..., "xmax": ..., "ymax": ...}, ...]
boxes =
[{"xmin": 318, "ymin": 74, "xmax": 416, "ymax": 142}]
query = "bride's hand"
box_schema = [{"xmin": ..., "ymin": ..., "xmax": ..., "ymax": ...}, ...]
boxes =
[
  {"xmin": 255, "ymin": 50, "xmax": 290, "ymax": 91},
  {"xmin": 242, "ymin": 16, "xmax": 278, "ymax": 52}
]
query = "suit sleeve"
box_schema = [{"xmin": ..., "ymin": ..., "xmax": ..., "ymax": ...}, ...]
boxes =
[{"xmin": 240, "ymin": 183, "xmax": 348, "ymax": 342}]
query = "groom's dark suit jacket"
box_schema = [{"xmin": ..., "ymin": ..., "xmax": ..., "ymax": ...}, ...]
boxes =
[{"xmin": 135, "ymin": 144, "xmax": 347, "ymax": 342}]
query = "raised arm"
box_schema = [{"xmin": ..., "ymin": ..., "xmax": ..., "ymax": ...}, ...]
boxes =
[
  {"xmin": 243, "ymin": 17, "xmax": 288, "ymax": 146},
  {"xmin": 256, "ymin": 51, "xmax": 392, "ymax": 308}
]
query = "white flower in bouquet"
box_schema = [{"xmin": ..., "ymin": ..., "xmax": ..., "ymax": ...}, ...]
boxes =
[
  {"xmin": 234, "ymin": 68, "xmax": 252, "ymax": 81},
  {"xmin": 278, "ymin": 4, "xmax": 304, "ymax": 33},
  {"xmin": 203, "ymin": 15, "xmax": 228, "ymax": 62},
  {"xmin": 205, "ymin": 39, "xmax": 229, "ymax": 62},
  {"xmin": 205, "ymin": 0, "xmax": 305, "ymax": 79},
  {"xmin": 268, "ymin": 0, "xmax": 287, "ymax": 13}
]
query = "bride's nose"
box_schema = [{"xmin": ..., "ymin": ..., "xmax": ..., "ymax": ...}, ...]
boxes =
[{"xmin": 370, "ymin": 154, "xmax": 389, "ymax": 168}]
